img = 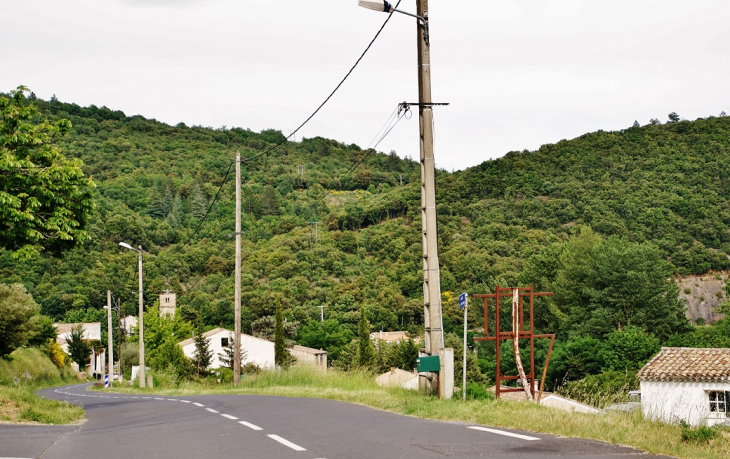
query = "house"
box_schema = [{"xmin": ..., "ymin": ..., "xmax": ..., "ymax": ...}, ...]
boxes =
[
  {"xmin": 637, "ymin": 347, "xmax": 730, "ymax": 427},
  {"xmin": 54, "ymin": 322, "xmax": 103, "ymax": 375},
  {"xmin": 369, "ymin": 331, "xmax": 418, "ymax": 343},
  {"xmin": 177, "ymin": 328, "xmax": 275, "ymax": 370},
  {"xmin": 289, "ymin": 345, "xmax": 327, "ymax": 372},
  {"xmin": 122, "ymin": 315, "xmax": 137, "ymax": 335}
]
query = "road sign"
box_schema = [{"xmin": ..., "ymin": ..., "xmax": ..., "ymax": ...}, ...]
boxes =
[
  {"xmin": 104, "ymin": 374, "xmax": 109, "ymax": 388},
  {"xmin": 458, "ymin": 292, "xmax": 468, "ymax": 310}
]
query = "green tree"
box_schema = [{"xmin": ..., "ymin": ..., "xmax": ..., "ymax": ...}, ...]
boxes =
[
  {"xmin": 274, "ymin": 298, "xmax": 287, "ymax": 367},
  {"xmin": 66, "ymin": 323, "xmax": 92, "ymax": 371},
  {"xmin": 192, "ymin": 324, "xmax": 213, "ymax": 377},
  {"xmin": 298, "ymin": 319, "xmax": 354, "ymax": 361},
  {"xmin": 0, "ymin": 86, "xmax": 95, "ymax": 259},
  {"xmin": 357, "ymin": 307, "xmax": 375, "ymax": 368},
  {"xmin": 602, "ymin": 325, "xmax": 660, "ymax": 372},
  {"xmin": 218, "ymin": 334, "xmax": 247, "ymax": 370},
  {"xmin": 0, "ymin": 283, "xmax": 40, "ymax": 357}
]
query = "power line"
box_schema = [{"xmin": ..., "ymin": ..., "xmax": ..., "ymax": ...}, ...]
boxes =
[{"xmin": 169, "ymin": 2, "xmax": 401, "ymax": 253}]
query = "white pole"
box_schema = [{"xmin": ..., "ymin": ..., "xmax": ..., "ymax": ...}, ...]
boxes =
[
  {"xmin": 138, "ymin": 247, "xmax": 145, "ymax": 388},
  {"xmin": 462, "ymin": 293, "xmax": 468, "ymax": 401},
  {"xmin": 107, "ymin": 290, "xmax": 113, "ymax": 388}
]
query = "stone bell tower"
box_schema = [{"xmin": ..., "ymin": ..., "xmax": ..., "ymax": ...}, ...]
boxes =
[{"xmin": 159, "ymin": 290, "xmax": 176, "ymax": 318}]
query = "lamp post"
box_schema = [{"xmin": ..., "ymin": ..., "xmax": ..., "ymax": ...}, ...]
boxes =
[
  {"xmin": 119, "ymin": 242, "xmax": 146, "ymax": 388},
  {"xmin": 359, "ymin": 0, "xmax": 448, "ymax": 396}
]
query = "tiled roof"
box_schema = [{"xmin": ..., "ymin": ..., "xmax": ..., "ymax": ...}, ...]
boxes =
[
  {"xmin": 636, "ymin": 347, "xmax": 730, "ymax": 383},
  {"xmin": 289, "ymin": 345, "xmax": 327, "ymax": 355}
]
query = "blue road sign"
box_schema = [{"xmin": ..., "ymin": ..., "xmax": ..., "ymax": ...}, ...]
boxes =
[
  {"xmin": 458, "ymin": 292, "xmax": 468, "ymax": 310},
  {"xmin": 104, "ymin": 374, "xmax": 109, "ymax": 388}
]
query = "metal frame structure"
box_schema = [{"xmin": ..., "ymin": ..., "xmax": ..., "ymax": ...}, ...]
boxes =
[{"xmin": 473, "ymin": 285, "xmax": 556, "ymax": 402}]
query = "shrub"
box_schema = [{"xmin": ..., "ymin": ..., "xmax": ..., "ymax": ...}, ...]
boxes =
[
  {"xmin": 680, "ymin": 421, "xmax": 719, "ymax": 443},
  {"xmin": 44, "ymin": 339, "xmax": 66, "ymax": 368},
  {"xmin": 695, "ymin": 317, "xmax": 705, "ymax": 326},
  {"xmin": 557, "ymin": 370, "xmax": 639, "ymax": 408},
  {"xmin": 684, "ymin": 288, "xmax": 691, "ymax": 294}
]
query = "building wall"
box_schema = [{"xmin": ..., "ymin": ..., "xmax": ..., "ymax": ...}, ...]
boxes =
[
  {"xmin": 180, "ymin": 331, "xmax": 275, "ymax": 370},
  {"xmin": 289, "ymin": 347, "xmax": 327, "ymax": 371},
  {"xmin": 641, "ymin": 380, "xmax": 730, "ymax": 427}
]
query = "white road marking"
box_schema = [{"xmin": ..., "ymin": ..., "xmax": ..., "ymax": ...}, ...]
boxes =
[
  {"xmin": 179, "ymin": 400, "xmax": 191, "ymax": 403},
  {"xmin": 206, "ymin": 408, "xmax": 220, "ymax": 414},
  {"xmin": 221, "ymin": 414, "xmax": 238, "ymax": 420},
  {"xmin": 239, "ymin": 421, "xmax": 263, "ymax": 431},
  {"xmin": 167, "ymin": 399, "xmax": 177, "ymax": 401},
  {"xmin": 154, "ymin": 398, "xmax": 165, "ymax": 400},
  {"xmin": 193, "ymin": 402, "xmax": 204, "ymax": 407},
  {"xmin": 267, "ymin": 435, "xmax": 306, "ymax": 451},
  {"xmin": 467, "ymin": 426, "xmax": 541, "ymax": 441},
  {"xmin": 143, "ymin": 397, "xmax": 151, "ymax": 399}
]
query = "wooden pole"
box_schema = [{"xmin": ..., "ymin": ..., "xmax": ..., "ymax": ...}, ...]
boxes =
[{"xmin": 234, "ymin": 151, "xmax": 242, "ymax": 386}]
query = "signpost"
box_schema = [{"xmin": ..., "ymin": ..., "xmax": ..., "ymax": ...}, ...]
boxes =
[
  {"xmin": 104, "ymin": 374, "xmax": 109, "ymax": 389},
  {"xmin": 459, "ymin": 292, "xmax": 468, "ymax": 401}
]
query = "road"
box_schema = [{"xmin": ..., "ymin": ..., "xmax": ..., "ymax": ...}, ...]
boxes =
[{"xmin": 0, "ymin": 383, "xmax": 670, "ymax": 459}]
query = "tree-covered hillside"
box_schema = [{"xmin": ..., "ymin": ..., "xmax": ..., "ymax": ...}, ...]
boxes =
[{"xmin": 1, "ymin": 92, "xmax": 729, "ymax": 390}]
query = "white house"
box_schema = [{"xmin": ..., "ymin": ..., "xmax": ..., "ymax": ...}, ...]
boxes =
[
  {"xmin": 53, "ymin": 322, "xmax": 103, "ymax": 375},
  {"xmin": 637, "ymin": 347, "xmax": 730, "ymax": 427},
  {"xmin": 177, "ymin": 328, "xmax": 275, "ymax": 370}
]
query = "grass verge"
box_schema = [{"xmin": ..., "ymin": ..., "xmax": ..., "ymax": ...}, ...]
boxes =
[
  {"xmin": 0, "ymin": 348, "xmax": 85, "ymax": 425},
  {"xmin": 101, "ymin": 366, "xmax": 729, "ymax": 459}
]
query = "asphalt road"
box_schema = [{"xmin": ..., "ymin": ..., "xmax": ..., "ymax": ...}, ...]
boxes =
[{"xmin": 0, "ymin": 383, "xmax": 671, "ymax": 459}]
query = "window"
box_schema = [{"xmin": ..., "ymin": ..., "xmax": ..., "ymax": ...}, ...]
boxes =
[
  {"xmin": 165, "ymin": 297, "xmax": 170, "ymax": 303},
  {"xmin": 221, "ymin": 337, "xmax": 229, "ymax": 348},
  {"xmin": 709, "ymin": 391, "xmax": 728, "ymax": 413}
]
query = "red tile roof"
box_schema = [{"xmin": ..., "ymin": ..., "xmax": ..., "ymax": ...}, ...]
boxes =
[{"xmin": 636, "ymin": 347, "xmax": 730, "ymax": 383}]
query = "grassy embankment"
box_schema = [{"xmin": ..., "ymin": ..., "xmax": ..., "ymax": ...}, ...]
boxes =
[
  {"xmin": 0, "ymin": 348, "xmax": 85, "ymax": 424},
  {"xmin": 102, "ymin": 366, "xmax": 729, "ymax": 459}
]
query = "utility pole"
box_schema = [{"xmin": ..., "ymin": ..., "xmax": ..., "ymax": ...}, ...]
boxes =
[
  {"xmin": 234, "ymin": 151, "xmax": 242, "ymax": 386},
  {"xmin": 317, "ymin": 305, "xmax": 327, "ymax": 322},
  {"xmin": 106, "ymin": 291, "xmax": 113, "ymax": 388},
  {"xmin": 417, "ymin": 0, "xmax": 443, "ymax": 360},
  {"xmin": 399, "ymin": 174, "xmax": 403, "ymax": 186},
  {"xmin": 137, "ymin": 246, "xmax": 145, "ymax": 388},
  {"xmin": 309, "ymin": 221, "xmax": 319, "ymax": 244}
]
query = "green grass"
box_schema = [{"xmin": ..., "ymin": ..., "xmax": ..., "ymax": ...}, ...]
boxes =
[
  {"xmin": 101, "ymin": 366, "xmax": 730, "ymax": 459},
  {"xmin": 0, "ymin": 347, "xmax": 85, "ymax": 425},
  {"xmin": 0, "ymin": 385, "xmax": 84, "ymax": 424}
]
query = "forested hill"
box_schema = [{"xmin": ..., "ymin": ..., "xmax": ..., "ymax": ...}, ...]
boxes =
[
  {"xmin": 2, "ymin": 95, "xmax": 729, "ymax": 357},
  {"xmin": 444, "ymin": 116, "xmax": 730, "ymax": 275}
]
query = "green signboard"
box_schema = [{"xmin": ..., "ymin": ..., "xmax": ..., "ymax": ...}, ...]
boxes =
[{"xmin": 417, "ymin": 355, "xmax": 440, "ymax": 372}]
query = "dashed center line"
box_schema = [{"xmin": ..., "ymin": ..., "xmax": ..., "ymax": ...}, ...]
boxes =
[
  {"xmin": 180, "ymin": 400, "xmax": 191, "ymax": 403},
  {"xmin": 193, "ymin": 402, "xmax": 204, "ymax": 407},
  {"xmin": 206, "ymin": 408, "xmax": 220, "ymax": 414},
  {"xmin": 239, "ymin": 421, "xmax": 263, "ymax": 431},
  {"xmin": 221, "ymin": 414, "xmax": 238, "ymax": 420},
  {"xmin": 267, "ymin": 434, "xmax": 306, "ymax": 451},
  {"xmin": 467, "ymin": 426, "xmax": 541, "ymax": 441}
]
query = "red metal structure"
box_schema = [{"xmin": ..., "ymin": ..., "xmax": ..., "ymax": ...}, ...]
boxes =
[{"xmin": 473, "ymin": 285, "xmax": 556, "ymax": 402}]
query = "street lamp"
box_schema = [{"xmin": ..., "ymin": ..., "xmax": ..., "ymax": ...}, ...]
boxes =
[
  {"xmin": 119, "ymin": 242, "xmax": 147, "ymax": 388},
  {"xmin": 358, "ymin": 0, "xmax": 448, "ymax": 397}
]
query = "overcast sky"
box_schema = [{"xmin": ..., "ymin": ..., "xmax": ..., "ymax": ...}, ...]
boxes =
[{"xmin": 3, "ymin": 0, "xmax": 729, "ymax": 171}]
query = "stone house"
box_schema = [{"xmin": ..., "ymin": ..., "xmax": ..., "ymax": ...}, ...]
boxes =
[
  {"xmin": 637, "ymin": 347, "xmax": 730, "ymax": 427},
  {"xmin": 289, "ymin": 345, "xmax": 327, "ymax": 372}
]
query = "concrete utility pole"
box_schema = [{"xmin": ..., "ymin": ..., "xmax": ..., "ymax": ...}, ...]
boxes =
[
  {"xmin": 107, "ymin": 290, "xmax": 113, "ymax": 388},
  {"xmin": 137, "ymin": 245, "xmax": 145, "ymax": 388},
  {"xmin": 318, "ymin": 305, "xmax": 327, "ymax": 322},
  {"xmin": 417, "ymin": 0, "xmax": 444, "ymax": 360},
  {"xmin": 234, "ymin": 151, "xmax": 242, "ymax": 386}
]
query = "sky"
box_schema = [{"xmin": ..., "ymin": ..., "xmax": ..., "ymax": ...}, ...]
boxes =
[{"xmin": 3, "ymin": 0, "xmax": 729, "ymax": 171}]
